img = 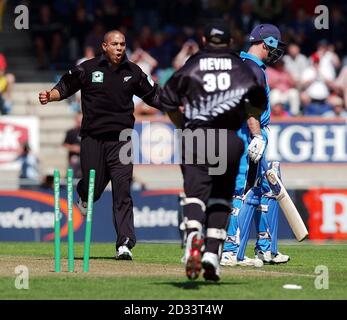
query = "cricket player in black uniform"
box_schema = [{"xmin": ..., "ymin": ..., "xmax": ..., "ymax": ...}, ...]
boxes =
[
  {"xmin": 159, "ymin": 21, "xmax": 266, "ymax": 281},
  {"xmin": 39, "ymin": 30, "xmax": 161, "ymax": 260}
]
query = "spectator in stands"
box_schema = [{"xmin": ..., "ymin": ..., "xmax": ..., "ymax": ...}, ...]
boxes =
[
  {"xmin": 31, "ymin": 4, "xmax": 64, "ymax": 69},
  {"xmin": 16, "ymin": 142, "xmax": 40, "ymax": 183},
  {"xmin": 283, "ymin": 42, "xmax": 309, "ymax": 87},
  {"xmin": 21, "ymin": 0, "xmax": 347, "ymax": 98},
  {"xmin": 130, "ymin": 46, "xmax": 160, "ymax": 116},
  {"xmin": 63, "ymin": 111, "xmax": 82, "ymax": 178},
  {"xmin": 173, "ymin": 39, "xmax": 199, "ymax": 70},
  {"xmin": 0, "ymin": 53, "xmax": 15, "ymax": 115},
  {"xmin": 301, "ymin": 54, "xmax": 332, "ymax": 116},
  {"xmin": 130, "ymin": 47, "xmax": 158, "ymax": 76},
  {"xmin": 333, "ymin": 65, "xmax": 347, "ymax": 108},
  {"xmin": 322, "ymin": 95, "xmax": 347, "ymax": 118},
  {"xmin": 267, "ymin": 59, "xmax": 301, "ymax": 116},
  {"xmin": 271, "ymin": 102, "xmax": 291, "ymax": 118},
  {"xmin": 315, "ymin": 40, "xmax": 340, "ymax": 83}
]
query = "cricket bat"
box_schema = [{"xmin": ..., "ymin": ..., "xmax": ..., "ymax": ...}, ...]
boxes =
[{"xmin": 261, "ymin": 159, "xmax": 308, "ymax": 242}]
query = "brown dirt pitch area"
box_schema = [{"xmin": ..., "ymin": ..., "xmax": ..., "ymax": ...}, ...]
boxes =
[{"xmin": 0, "ymin": 254, "xmax": 313, "ymax": 279}]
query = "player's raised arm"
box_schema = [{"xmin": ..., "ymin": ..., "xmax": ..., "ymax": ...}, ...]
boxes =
[
  {"xmin": 133, "ymin": 70, "xmax": 162, "ymax": 110},
  {"xmin": 38, "ymin": 65, "xmax": 85, "ymax": 105},
  {"xmin": 38, "ymin": 89, "xmax": 61, "ymax": 105}
]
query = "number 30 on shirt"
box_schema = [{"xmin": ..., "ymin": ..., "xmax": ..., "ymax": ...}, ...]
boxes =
[{"xmin": 203, "ymin": 72, "xmax": 231, "ymax": 92}]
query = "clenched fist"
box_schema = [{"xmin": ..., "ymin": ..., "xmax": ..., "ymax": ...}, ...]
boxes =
[{"xmin": 38, "ymin": 91, "xmax": 50, "ymax": 105}]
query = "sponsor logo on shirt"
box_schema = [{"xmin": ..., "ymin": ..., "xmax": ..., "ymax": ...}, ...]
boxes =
[{"xmin": 92, "ymin": 71, "xmax": 104, "ymax": 83}]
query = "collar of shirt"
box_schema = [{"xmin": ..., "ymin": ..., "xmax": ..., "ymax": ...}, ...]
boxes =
[
  {"xmin": 240, "ymin": 51, "xmax": 266, "ymax": 70},
  {"xmin": 98, "ymin": 53, "xmax": 129, "ymax": 69}
]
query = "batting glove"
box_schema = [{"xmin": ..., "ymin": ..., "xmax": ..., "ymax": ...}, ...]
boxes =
[{"xmin": 248, "ymin": 134, "xmax": 265, "ymax": 163}]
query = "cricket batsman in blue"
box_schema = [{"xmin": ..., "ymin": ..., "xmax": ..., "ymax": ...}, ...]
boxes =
[{"xmin": 221, "ymin": 24, "xmax": 290, "ymax": 266}]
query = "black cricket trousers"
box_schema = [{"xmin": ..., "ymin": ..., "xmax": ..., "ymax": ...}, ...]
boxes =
[
  {"xmin": 181, "ymin": 129, "xmax": 244, "ymax": 206},
  {"xmin": 77, "ymin": 133, "xmax": 135, "ymax": 250},
  {"xmin": 180, "ymin": 128, "xmax": 244, "ymax": 253}
]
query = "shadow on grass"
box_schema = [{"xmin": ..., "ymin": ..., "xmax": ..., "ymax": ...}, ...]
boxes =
[
  {"xmin": 74, "ymin": 256, "xmax": 115, "ymax": 260},
  {"xmin": 158, "ymin": 280, "xmax": 245, "ymax": 290}
]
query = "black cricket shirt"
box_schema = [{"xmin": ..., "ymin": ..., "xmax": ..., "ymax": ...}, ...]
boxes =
[
  {"xmin": 159, "ymin": 46, "xmax": 266, "ymax": 130},
  {"xmin": 54, "ymin": 54, "xmax": 161, "ymax": 137}
]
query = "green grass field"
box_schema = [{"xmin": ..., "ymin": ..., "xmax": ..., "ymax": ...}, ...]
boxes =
[{"xmin": 0, "ymin": 242, "xmax": 346, "ymax": 300}]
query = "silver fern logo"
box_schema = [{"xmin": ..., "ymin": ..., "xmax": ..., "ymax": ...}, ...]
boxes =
[{"xmin": 186, "ymin": 88, "xmax": 248, "ymax": 121}]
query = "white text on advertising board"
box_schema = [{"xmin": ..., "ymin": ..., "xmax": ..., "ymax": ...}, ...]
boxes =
[{"xmin": 267, "ymin": 124, "xmax": 347, "ymax": 162}]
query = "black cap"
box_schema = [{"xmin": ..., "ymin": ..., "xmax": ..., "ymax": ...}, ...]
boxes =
[{"xmin": 204, "ymin": 20, "xmax": 231, "ymax": 45}]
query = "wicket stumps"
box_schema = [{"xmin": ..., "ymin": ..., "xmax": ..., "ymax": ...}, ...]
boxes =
[
  {"xmin": 83, "ymin": 169, "xmax": 96, "ymax": 272},
  {"xmin": 54, "ymin": 170, "xmax": 61, "ymax": 272},
  {"xmin": 67, "ymin": 168, "xmax": 74, "ymax": 272},
  {"xmin": 54, "ymin": 168, "xmax": 95, "ymax": 273}
]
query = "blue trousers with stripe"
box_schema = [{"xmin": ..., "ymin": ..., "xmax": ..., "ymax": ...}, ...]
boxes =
[{"xmin": 223, "ymin": 127, "xmax": 276, "ymax": 255}]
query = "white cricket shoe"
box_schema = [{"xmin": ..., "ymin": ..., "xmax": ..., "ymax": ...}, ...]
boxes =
[
  {"xmin": 115, "ymin": 245, "xmax": 133, "ymax": 260},
  {"xmin": 255, "ymin": 249, "xmax": 290, "ymax": 264},
  {"xmin": 255, "ymin": 249, "xmax": 272, "ymax": 263},
  {"xmin": 238, "ymin": 256, "xmax": 264, "ymax": 267},
  {"xmin": 77, "ymin": 197, "xmax": 87, "ymax": 216},
  {"xmin": 202, "ymin": 252, "xmax": 220, "ymax": 282},
  {"xmin": 220, "ymin": 251, "xmax": 238, "ymax": 266},
  {"xmin": 221, "ymin": 251, "xmax": 263, "ymax": 267},
  {"xmin": 271, "ymin": 252, "xmax": 290, "ymax": 264}
]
